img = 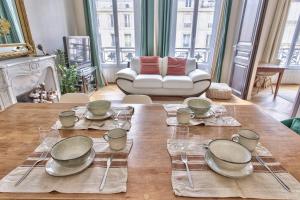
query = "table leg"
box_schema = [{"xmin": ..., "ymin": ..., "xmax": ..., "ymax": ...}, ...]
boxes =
[{"xmin": 274, "ymin": 71, "xmax": 284, "ymax": 99}]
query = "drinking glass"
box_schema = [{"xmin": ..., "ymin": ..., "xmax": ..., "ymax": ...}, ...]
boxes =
[
  {"xmin": 38, "ymin": 127, "xmax": 61, "ymax": 151},
  {"xmin": 172, "ymin": 125, "xmax": 189, "ymax": 151}
]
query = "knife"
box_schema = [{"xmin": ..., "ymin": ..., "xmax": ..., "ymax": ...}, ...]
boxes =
[
  {"xmin": 99, "ymin": 155, "xmax": 113, "ymax": 191},
  {"xmin": 256, "ymin": 156, "xmax": 291, "ymax": 192}
]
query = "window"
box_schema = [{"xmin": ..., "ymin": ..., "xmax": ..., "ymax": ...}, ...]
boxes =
[
  {"xmin": 171, "ymin": 0, "xmax": 220, "ymax": 70},
  {"xmin": 278, "ymin": 0, "xmax": 300, "ymax": 68},
  {"xmin": 183, "ymin": 34, "xmax": 191, "ymax": 47},
  {"xmin": 185, "ymin": 0, "xmax": 192, "ymax": 7},
  {"xmin": 111, "ymin": 34, "xmax": 115, "ymax": 46},
  {"xmin": 109, "ymin": 14, "xmax": 114, "ymax": 27},
  {"xmin": 124, "ymin": 14, "xmax": 130, "ymax": 27},
  {"xmin": 96, "ymin": 0, "xmax": 138, "ymax": 65},
  {"xmin": 205, "ymin": 34, "xmax": 211, "ymax": 47},
  {"xmin": 183, "ymin": 15, "xmax": 192, "ymax": 28},
  {"xmin": 124, "ymin": 34, "xmax": 132, "ymax": 47}
]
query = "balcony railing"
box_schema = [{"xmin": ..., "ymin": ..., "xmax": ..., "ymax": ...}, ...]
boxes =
[
  {"xmin": 278, "ymin": 46, "xmax": 300, "ymax": 68},
  {"xmin": 100, "ymin": 47, "xmax": 210, "ymax": 64},
  {"xmin": 175, "ymin": 48, "xmax": 210, "ymax": 63},
  {"xmin": 100, "ymin": 47, "xmax": 135, "ymax": 64}
]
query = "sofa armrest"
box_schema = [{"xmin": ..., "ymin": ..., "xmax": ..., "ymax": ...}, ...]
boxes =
[
  {"xmin": 116, "ymin": 68, "xmax": 137, "ymax": 81},
  {"xmin": 189, "ymin": 69, "xmax": 211, "ymax": 82}
]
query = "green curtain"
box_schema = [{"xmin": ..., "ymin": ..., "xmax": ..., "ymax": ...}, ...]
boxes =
[
  {"xmin": 0, "ymin": 0, "xmax": 20, "ymax": 44},
  {"xmin": 140, "ymin": 0, "xmax": 155, "ymax": 56},
  {"xmin": 83, "ymin": 0, "xmax": 105, "ymax": 87},
  {"xmin": 157, "ymin": 0, "xmax": 173, "ymax": 57},
  {"xmin": 213, "ymin": 0, "xmax": 232, "ymax": 82}
]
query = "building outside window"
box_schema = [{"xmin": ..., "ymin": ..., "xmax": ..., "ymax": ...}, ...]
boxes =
[
  {"xmin": 185, "ymin": 0, "xmax": 192, "ymax": 7},
  {"xmin": 95, "ymin": 0, "xmax": 138, "ymax": 65},
  {"xmin": 172, "ymin": 0, "xmax": 220, "ymax": 70},
  {"xmin": 110, "ymin": 14, "xmax": 114, "ymax": 27},
  {"xmin": 111, "ymin": 34, "xmax": 115, "ymax": 46},
  {"xmin": 124, "ymin": 34, "xmax": 132, "ymax": 47},
  {"xmin": 183, "ymin": 34, "xmax": 191, "ymax": 47},
  {"xmin": 278, "ymin": 0, "xmax": 300, "ymax": 68},
  {"xmin": 124, "ymin": 14, "xmax": 130, "ymax": 27},
  {"xmin": 183, "ymin": 15, "xmax": 192, "ymax": 28}
]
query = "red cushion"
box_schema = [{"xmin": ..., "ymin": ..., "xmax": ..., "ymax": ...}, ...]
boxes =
[
  {"xmin": 140, "ymin": 56, "xmax": 160, "ymax": 74},
  {"xmin": 167, "ymin": 57, "xmax": 187, "ymax": 75}
]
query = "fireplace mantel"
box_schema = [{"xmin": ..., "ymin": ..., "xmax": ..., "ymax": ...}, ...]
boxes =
[{"xmin": 0, "ymin": 55, "xmax": 61, "ymax": 111}]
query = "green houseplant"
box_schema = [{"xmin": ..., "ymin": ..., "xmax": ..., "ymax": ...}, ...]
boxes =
[{"xmin": 55, "ymin": 49, "xmax": 78, "ymax": 94}]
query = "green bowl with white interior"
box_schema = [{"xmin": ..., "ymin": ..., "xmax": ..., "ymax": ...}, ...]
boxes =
[{"xmin": 187, "ymin": 99, "xmax": 211, "ymax": 115}]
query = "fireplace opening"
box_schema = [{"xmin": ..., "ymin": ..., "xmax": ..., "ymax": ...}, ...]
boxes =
[{"xmin": 16, "ymin": 83, "xmax": 58, "ymax": 103}]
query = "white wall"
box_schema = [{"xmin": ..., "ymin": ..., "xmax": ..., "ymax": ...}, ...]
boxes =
[{"xmin": 24, "ymin": 0, "xmax": 86, "ymax": 54}]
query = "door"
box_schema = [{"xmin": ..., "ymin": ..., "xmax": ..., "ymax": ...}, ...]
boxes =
[{"xmin": 229, "ymin": 0, "xmax": 267, "ymax": 99}]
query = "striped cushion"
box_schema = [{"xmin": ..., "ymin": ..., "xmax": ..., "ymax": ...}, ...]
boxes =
[
  {"xmin": 167, "ymin": 57, "xmax": 187, "ymax": 75},
  {"xmin": 140, "ymin": 56, "xmax": 160, "ymax": 74}
]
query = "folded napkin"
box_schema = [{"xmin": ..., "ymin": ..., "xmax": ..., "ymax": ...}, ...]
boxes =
[
  {"xmin": 0, "ymin": 138, "xmax": 133, "ymax": 194},
  {"xmin": 166, "ymin": 116, "xmax": 241, "ymax": 127},
  {"xmin": 53, "ymin": 106, "xmax": 133, "ymax": 131},
  {"xmin": 167, "ymin": 139, "xmax": 300, "ymax": 199}
]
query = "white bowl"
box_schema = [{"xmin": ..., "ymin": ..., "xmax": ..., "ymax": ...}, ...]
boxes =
[
  {"xmin": 87, "ymin": 100, "xmax": 111, "ymax": 116},
  {"xmin": 51, "ymin": 135, "xmax": 93, "ymax": 166},
  {"xmin": 208, "ymin": 139, "xmax": 251, "ymax": 170},
  {"xmin": 187, "ymin": 99, "xmax": 211, "ymax": 115}
]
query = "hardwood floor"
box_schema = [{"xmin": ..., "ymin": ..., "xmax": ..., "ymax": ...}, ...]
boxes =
[
  {"xmin": 250, "ymin": 84, "xmax": 299, "ymax": 121},
  {"xmin": 89, "ymin": 84, "xmax": 299, "ymax": 121}
]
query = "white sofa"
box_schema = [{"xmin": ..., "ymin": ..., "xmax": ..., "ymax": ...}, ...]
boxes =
[{"xmin": 115, "ymin": 57, "xmax": 211, "ymax": 96}]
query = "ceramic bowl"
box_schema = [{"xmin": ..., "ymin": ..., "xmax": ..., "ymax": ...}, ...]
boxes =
[
  {"xmin": 187, "ymin": 99, "xmax": 211, "ymax": 115},
  {"xmin": 87, "ymin": 100, "xmax": 111, "ymax": 116},
  {"xmin": 208, "ymin": 139, "xmax": 251, "ymax": 170},
  {"xmin": 50, "ymin": 135, "xmax": 93, "ymax": 167}
]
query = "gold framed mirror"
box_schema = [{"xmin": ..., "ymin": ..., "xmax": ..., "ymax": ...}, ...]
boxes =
[{"xmin": 0, "ymin": 0, "xmax": 35, "ymax": 60}]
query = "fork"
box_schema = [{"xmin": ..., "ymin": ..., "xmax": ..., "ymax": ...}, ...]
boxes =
[
  {"xmin": 15, "ymin": 151, "xmax": 49, "ymax": 186},
  {"xmin": 181, "ymin": 152, "xmax": 194, "ymax": 188}
]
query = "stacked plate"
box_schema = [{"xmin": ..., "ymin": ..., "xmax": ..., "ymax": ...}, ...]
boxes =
[
  {"xmin": 46, "ymin": 135, "xmax": 95, "ymax": 176},
  {"xmin": 205, "ymin": 139, "xmax": 253, "ymax": 178}
]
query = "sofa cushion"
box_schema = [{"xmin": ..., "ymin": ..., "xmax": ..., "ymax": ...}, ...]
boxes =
[
  {"xmin": 189, "ymin": 69, "xmax": 211, "ymax": 82},
  {"xmin": 116, "ymin": 68, "xmax": 137, "ymax": 81},
  {"xmin": 167, "ymin": 57, "xmax": 187, "ymax": 75},
  {"xmin": 133, "ymin": 74, "xmax": 163, "ymax": 88},
  {"xmin": 163, "ymin": 76, "xmax": 193, "ymax": 89},
  {"xmin": 162, "ymin": 57, "xmax": 196, "ymax": 76},
  {"xmin": 140, "ymin": 56, "xmax": 160, "ymax": 74},
  {"xmin": 130, "ymin": 57, "xmax": 163, "ymax": 74}
]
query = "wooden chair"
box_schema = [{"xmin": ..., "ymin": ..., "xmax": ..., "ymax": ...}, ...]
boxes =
[
  {"xmin": 122, "ymin": 95, "xmax": 152, "ymax": 104},
  {"xmin": 59, "ymin": 93, "xmax": 89, "ymax": 103}
]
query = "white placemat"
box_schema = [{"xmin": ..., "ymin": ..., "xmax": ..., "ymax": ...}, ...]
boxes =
[
  {"xmin": 167, "ymin": 139, "xmax": 300, "ymax": 199},
  {"xmin": 0, "ymin": 138, "xmax": 133, "ymax": 194}
]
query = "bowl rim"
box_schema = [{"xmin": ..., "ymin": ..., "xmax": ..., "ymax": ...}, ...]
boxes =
[
  {"xmin": 187, "ymin": 99, "xmax": 211, "ymax": 107},
  {"xmin": 237, "ymin": 129, "xmax": 260, "ymax": 140},
  {"xmin": 51, "ymin": 135, "xmax": 93, "ymax": 161},
  {"xmin": 88, "ymin": 100, "xmax": 111, "ymax": 106},
  {"xmin": 208, "ymin": 139, "xmax": 251, "ymax": 164}
]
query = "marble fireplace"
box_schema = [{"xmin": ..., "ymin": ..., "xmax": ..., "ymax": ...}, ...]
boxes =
[{"xmin": 0, "ymin": 55, "xmax": 61, "ymax": 111}]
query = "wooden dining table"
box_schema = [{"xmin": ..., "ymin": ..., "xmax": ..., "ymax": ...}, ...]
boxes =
[{"xmin": 0, "ymin": 103, "xmax": 300, "ymax": 200}]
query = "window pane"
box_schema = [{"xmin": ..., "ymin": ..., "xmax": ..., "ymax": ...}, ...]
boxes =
[
  {"xmin": 96, "ymin": 0, "xmax": 117, "ymax": 64},
  {"xmin": 117, "ymin": 0, "xmax": 135, "ymax": 63},
  {"xmin": 194, "ymin": 0, "xmax": 216, "ymax": 64},
  {"xmin": 175, "ymin": 0, "xmax": 194, "ymax": 58},
  {"xmin": 278, "ymin": 0, "xmax": 300, "ymax": 66}
]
